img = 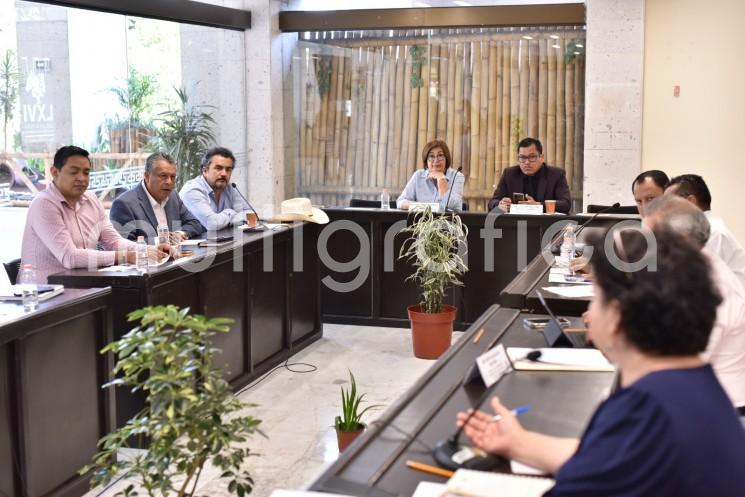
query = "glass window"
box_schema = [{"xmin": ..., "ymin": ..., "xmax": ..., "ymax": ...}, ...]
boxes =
[
  {"xmin": 287, "ymin": 26, "xmax": 585, "ymax": 211},
  {"xmin": 0, "ymin": 0, "xmax": 246, "ymax": 201}
]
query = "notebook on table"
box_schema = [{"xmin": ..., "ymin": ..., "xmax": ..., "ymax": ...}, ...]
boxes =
[
  {"xmin": 447, "ymin": 468, "xmax": 555, "ymax": 497},
  {"xmin": 0, "ymin": 284, "xmax": 64, "ymax": 302}
]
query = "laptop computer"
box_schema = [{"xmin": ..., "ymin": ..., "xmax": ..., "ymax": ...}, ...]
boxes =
[{"xmin": 536, "ymin": 290, "xmax": 590, "ymax": 348}]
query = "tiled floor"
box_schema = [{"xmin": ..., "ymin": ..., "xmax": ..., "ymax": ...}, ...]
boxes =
[{"xmin": 83, "ymin": 324, "xmax": 462, "ymax": 497}]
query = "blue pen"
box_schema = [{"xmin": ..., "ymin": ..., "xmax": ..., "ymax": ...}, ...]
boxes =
[{"xmin": 489, "ymin": 405, "xmax": 530, "ymax": 423}]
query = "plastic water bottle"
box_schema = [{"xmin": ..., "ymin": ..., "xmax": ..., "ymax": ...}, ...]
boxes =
[
  {"xmin": 157, "ymin": 224, "xmax": 169, "ymax": 245},
  {"xmin": 136, "ymin": 235, "xmax": 148, "ymax": 273},
  {"xmin": 561, "ymin": 224, "xmax": 576, "ymax": 273},
  {"xmin": 18, "ymin": 264, "xmax": 39, "ymax": 312},
  {"xmin": 380, "ymin": 189, "xmax": 390, "ymax": 210}
]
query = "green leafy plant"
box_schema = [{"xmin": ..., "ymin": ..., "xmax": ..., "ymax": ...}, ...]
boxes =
[
  {"xmin": 0, "ymin": 49, "xmax": 21, "ymax": 151},
  {"xmin": 82, "ymin": 305, "xmax": 263, "ymax": 497},
  {"xmin": 334, "ymin": 371, "xmax": 380, "ymax": 433},
  {"xmin": 398, "ymin": 207, "xmax": 468, "ymax": 313},
  {"xmin": 151, "ymin": 86, "xmax": 216, "ymax": 189},
  {"xmin": 409, "ymin": 46, "xmax": 427, "ymax": 88},
  {"xmin": 107, "ymin": 68, "xmax": 157, "ymax": 129}
]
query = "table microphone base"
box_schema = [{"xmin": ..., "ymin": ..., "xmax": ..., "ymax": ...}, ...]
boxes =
[{"xmin": 432, "ymin": 439, "xmax": 501, "ymax": 471}]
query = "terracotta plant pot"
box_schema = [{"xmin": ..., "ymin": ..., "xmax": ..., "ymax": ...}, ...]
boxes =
[
  {"xmin": 407, "ymin": 304, "xmax": 457, "ymax": 359},
  {"xmin": 336, "ymin": 423, "xmax": 365, "ymax": 452}
]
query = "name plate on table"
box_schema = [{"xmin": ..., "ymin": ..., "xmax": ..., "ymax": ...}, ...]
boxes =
[
  {"xmin": 409, "ymin": 201, "xmax": 441, "ymax": 213},
  {"xmin": 475, "ymin": 344, "xmax": 513, "ymax": 387},
  {"xmin": 509, "ymin": 204, "xmax": 544, "ymax": 215}
]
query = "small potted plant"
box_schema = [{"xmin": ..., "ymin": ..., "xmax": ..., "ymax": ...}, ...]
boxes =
[
  {"xmin": 335, "ymin": 371, "xmax": 380, "ymax": 452},
  {"xmin": 81, "ymin": 305, "xmax": 263, "ymax": 497},
  {"xmin": 399, "ymin": 206, "xmax": 468, "ymax": 359}
]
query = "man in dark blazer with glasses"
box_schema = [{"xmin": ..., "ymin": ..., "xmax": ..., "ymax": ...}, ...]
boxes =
[{"xmin": 487, "ymin": 137, "xmax": 572, "ymax": 214}]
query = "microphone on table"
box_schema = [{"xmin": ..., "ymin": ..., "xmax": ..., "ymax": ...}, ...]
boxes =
[
  {"xmin": 575, "ymin": 202, "xmax": 621, "ymax": 237},
  {"xmin": 231, "ymin": 182, "xmax": 267, "ymax": 229},
  {"xmin": 431, "ymin": 347, "xmax": 542, "ymax": 472},
  {"xmin": 444, "ymin": 167, "xmax": 464, "ymax": 212},
  {"xmin": 551, "ymin": 202, "xmax": 621, "ymax": 255}
]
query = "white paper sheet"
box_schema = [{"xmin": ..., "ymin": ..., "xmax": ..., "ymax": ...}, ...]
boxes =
[
  {"xmin": 447, "ymin": 468, "xmax": 554, "ymax": 497},
  {"xmin": 411, "ymin": 481, "xmax": 449, "ymax": 497},
  {"xmin": 507, "ymin": 347, "xmax": 615, "ymax": 372},
  {"xmin": 542, "ymin": 285, "xmax": 595, "ymax": 298},
  {"xmin": 510, "ymin": 460, "xmax": 549, "ymax": 476},
  {"xmin": 179, "ymin": 239, "xmax": 205, "ymax": 247},
  {"xmin": 98, "ymin": 265, "xmax": 134, "ymax": 272}
]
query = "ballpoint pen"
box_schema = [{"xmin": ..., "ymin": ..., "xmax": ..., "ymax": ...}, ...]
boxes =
[{"xmin": 489, "ymin": 405, "xmax": 530, "ymax": 423}]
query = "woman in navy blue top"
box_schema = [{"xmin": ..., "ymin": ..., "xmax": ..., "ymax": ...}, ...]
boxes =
[
  {"xmin": 458, "ymin": 227, "xmax": 745, "ymax": 497},
  {"xmin": 396, "ymin": 140, "xmax": 465, "ymax": 212}
]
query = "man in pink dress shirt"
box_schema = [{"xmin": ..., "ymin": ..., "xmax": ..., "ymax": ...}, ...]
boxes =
[{"xmin": 20, "ymin": 146, "xmax": 170, "ymax": 283}]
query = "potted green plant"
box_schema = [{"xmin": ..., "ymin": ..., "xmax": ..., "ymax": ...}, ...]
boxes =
[
  {"xmin": 334, "ymin": 371, "xmax": 380, "ymax": 452},
  {"xmin": 81, "ymin": 305, "xmax": 263, "ymax": 497},
  {"xmin": 398, "ymin": 206, "xmax": 468, "ymax": 359},
  {"xmin": 106, "ymin": 68, "xmax": 157, "ymax": 153},
  {"xmin": 151, "ymin": 86, "xmax": 216, "ymax": 189}
]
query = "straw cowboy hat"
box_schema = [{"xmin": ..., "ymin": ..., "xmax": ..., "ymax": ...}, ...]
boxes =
[{"xmin": 272, "ymin": 197, "xmax": 329, "ymax": 224}]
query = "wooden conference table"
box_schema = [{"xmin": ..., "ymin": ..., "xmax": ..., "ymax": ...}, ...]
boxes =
[
  {"xmin": 320, "ymin": 208, "xmax": 635, "ymax": 329},
  {"xmin": 49, "ymin": 222, "xmax": 322, "ymax": 429},
  {"xmin": 310, "ymin": 305, "xmax": 615, "ymax": 497},
  {"xmin": 0, "ymin": 287, "xmax": 113, "ymax": 497}
]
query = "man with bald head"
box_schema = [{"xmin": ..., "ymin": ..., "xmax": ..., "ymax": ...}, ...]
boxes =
[{"xmin": 644, "ymin": 195, "xmax": 745, "ymax": 415}]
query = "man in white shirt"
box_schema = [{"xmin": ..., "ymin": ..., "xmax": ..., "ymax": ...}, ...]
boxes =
[
  {"xmin": 665, "ymin": 174, "xmax": 745, "ymax": 290},
  {"xmin": 645, "ymin": 195, "xmax": 745, "ymax": 414}
]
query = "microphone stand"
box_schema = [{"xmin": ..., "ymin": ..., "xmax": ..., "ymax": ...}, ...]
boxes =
[
  {"xmin": 443, "ymin": 167, "xmax": 463, "ymax": 213},
  {"xmin": 231, "ymin": 182, "xmax": 268, "ymax": 230},
  {"xmin": 574, "ymin": 202, "xmax": 621, "ymax": 238},
  {"xmin": 431, "ymin": 371, "xmax": 507, "ymax": 471}
]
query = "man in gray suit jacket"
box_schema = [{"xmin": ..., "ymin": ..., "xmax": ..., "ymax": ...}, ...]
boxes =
[{"xmin": 110, "ymin": 152, "xmax": 204, "ymax": 242}]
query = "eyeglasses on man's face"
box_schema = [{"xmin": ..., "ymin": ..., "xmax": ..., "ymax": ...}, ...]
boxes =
[
  {"xmin": 427, "ymin": 153, "xmax": 446, "ymax": 161},
  {"xmin": 518, "ymin": 154, "xmax": 541, "ymax": 163}
]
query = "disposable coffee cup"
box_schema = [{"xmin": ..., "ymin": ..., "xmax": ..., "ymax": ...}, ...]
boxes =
[
  {"xmin": 246, "ymin": 212, "xmax": 258, "ymax": 228},
  {"xmin": 544, "ymin": 200, "xmax": 556, "ymax": 215}
]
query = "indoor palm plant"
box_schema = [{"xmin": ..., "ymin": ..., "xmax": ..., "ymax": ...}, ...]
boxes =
[
  {"xmin": 106, "ymin": 68, "xmax": 157, "ymax": 153},
  {"xmin": 151, "ymin": 86, "xmax": 216, "ymax": 189},
  {"xmin": 398, "ymin": 206, "xmax": 468, "ymax": 359},
  {"xmin": 82, "ymin": 305, "xmax": 263, "ymax": 497},
  {"xmin": 334, "ymin": 371, "xmax": 380, "ymax": 452}
]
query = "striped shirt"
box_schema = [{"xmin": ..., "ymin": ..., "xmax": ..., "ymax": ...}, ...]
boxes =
[{"xmin": 20, "ymin": 181, "xmax": 136, "ymax": 283}]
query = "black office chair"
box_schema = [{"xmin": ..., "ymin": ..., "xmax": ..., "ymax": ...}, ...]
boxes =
[
  {"xmin": 349, "ymin": 198, "xmax": 397, "ymax": 209},
  {"xmin": 586, "ymin": 204, "xmax": 639, "ymax": 215},
  {"xmin": 4, "ymin": 258, "xmax": 21, "ymax": 284}
]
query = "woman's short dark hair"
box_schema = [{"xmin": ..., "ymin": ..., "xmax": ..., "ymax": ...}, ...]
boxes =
[
  {"xmin": 200, "ymin": 147, "xmax": 236, "ymax": 171},
  {"xmin": 421, "ymin": 140, "xmax": 452, "ymax": 170},
  {"xmin": 53, "ymin": 145, "xmax": 90, "ymax": 169},
  {"xmin": 589, "ymin": 227, "xmax": 721, "ymax": 356}
]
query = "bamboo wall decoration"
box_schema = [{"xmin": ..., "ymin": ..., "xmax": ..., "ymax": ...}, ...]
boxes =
[{"xmin": 294, "ymin": 27, "xmax": 586, "ymax": 210}]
